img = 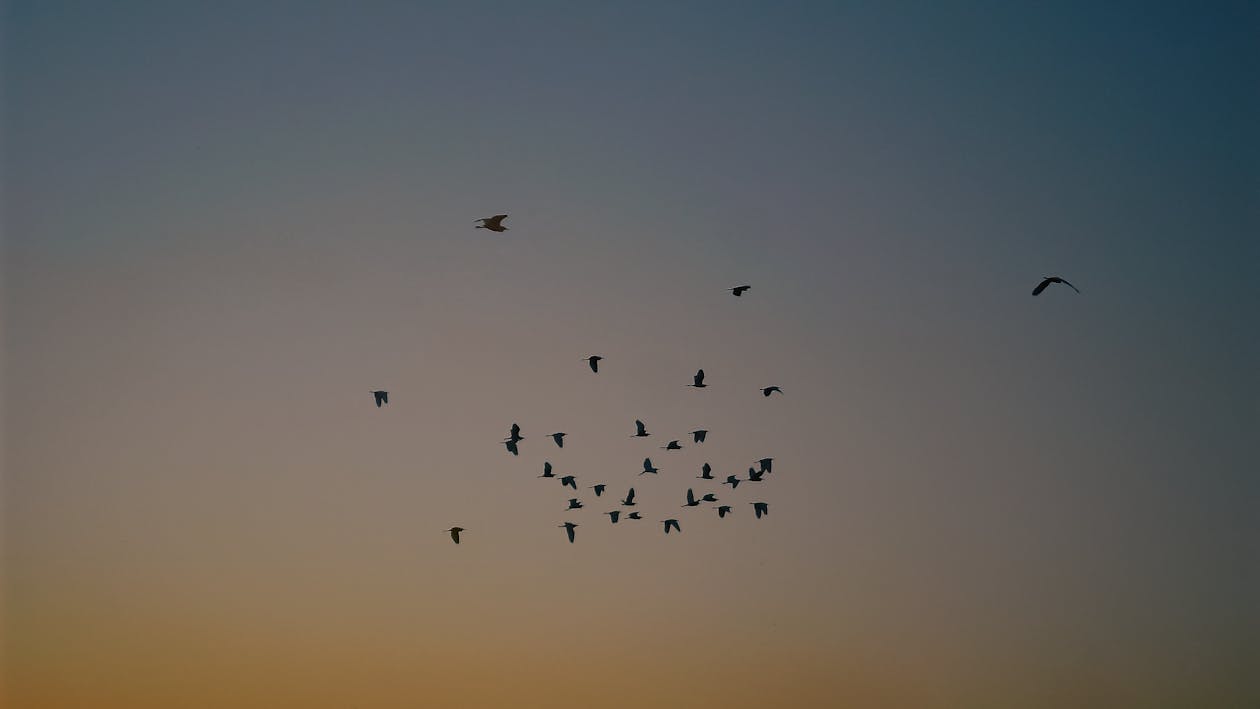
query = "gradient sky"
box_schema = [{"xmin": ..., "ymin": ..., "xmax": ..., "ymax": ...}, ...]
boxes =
[{"xmin": 3, "ymin": 2, "xmax": 1257, "ymax": 707}]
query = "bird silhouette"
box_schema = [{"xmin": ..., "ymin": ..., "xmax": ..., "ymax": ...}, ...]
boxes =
[
  {"xmin": 560, "ymin": 475, "xmax": 577, "ymax": 490},
  {"xmin": 729, "ymin": 285, "xmax": 751, "ymax": 297},
  {"xmin": 747, "ymin": 467, "xmax": 766, "ymax": 483},
  {"xmin": 475, "ymin": 214, "xmax": 509, "ymax": 232},
  {"xmin": 691, "ymin": 429, "xmax": 708, "ymax": 443},
  {"xmin": 688, "ymin": 369, "xmax": 707, "ymax": 388},
  {"xmin": 1032, "ymin": 276, "xmax": 1080, "ymax": 295},
  {"xmin": 566, "ymin": 498, "xmax": 584, "ymax": 510},
  {"xmin": 606, "ymin": 510, "xmax": 621, "ymax": 524},
  {"xmin": 371, "ymin": 390, "xmax": 389, "ymax": 407},
  {"xmin": 560, "ymin": 522, "xmax": 578, "ymax": 543},
  {"xmin": 539, "ymin": 461, "xmax": 555, "ymax": 478},
  {"xmin": 723, "ymin": 475, "xmax": 742, "ymax": 489},
  {"xmin": 761, "ymin": 386, "xmax": 783, "ymax": 397},
  {"xmin": 757, "ymin": 458, "xmax": 774, "ymax": 474},
  {"xmin": 591, "ymin": 484, "xmax": 606, "ymax": 497},
  {"xmin": 550, "ymin": 432, "xmax": 567, "ymax": 448},
  {"xmin": 662, "ymin": 440, "xmax": 682, "ymax": 451},
  {"xmin": 715, "ymin": 505, "xmax": 732, "ymax": 518},
  {"xmin": 504, "ymin": 423, "xmax": 524, "ymax": 455},
  {"xmin": 698, "ymin": 463, "xmax": 714, "ymax": 480},
  {"xmin": 632, "ymin": 419, "xmax": 650, "ymax": 437},
  {"xmin": 682, "ymin": 489, "xmax": 701, "ymax": 507},
  {"xmin": 700, "ymin": 492, "xmax": 718, "ymax": 503},
  {"xmin": 584, "ymin": 355, "xmax": 603, "ymax": 373},
  {"xmin": 621, "ymin": 488, "xmax": 637, "ymax": 506},
  {"xmin": 446, "ymin": 527, "xmax": 465, "ymax": 544},
  {"xmin": 640, "ymin": 458, "xmax": 659, "ymax": 475},
  {"xmin": 662, "ymin": 519, "xmax": 681, "ymax": 534},
  {"xmin": 627, "ymin": 511, "xmax": 643, "ymax": 520},
  {"xmin": 751, "ymin": 502, "xmax": 769, "ymax": 519},
  {"xmin": 504, "ymin": 439, "xmax": 520, "ymax": 456}
]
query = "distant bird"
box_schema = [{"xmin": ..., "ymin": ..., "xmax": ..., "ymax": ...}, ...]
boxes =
[
  {"xmin": 757, "ymin": 458, "xmax": 774, "ymax": 474},
  {"xmin": 683, "ymin": 489, "xmax": 701, "ymax": 507},
  {"xmin": 560, "ymin": 475, "xmax": 577, "ymax": 490},
  {"xmin": 627, "ymin": 511, "xmax": 643, "ymax": 520},
  {"xmin": 1031, "ymin": 276, "xmax": 1080, "ymax": 296},
  {"xmin": 504, "ymin": 423, "xmax": 524, "ymax": 455},
  {"xmin": 507, "ymin": 423, "xmax": 523, "ymax": 442},
  {"xmin": 583, "ymin": 355, "xmax": 603, "ymax": 373},
  {"xmin": 504, "ymin": 439, "xmax": 520, "ymax": 456},
  {"xmin": 640, "ymin": 458, "xmax": 659, "ymax": 475},
  {"xmin": 606, "ymin": 510, "xmax": 621, "ymax": 524},
  {"xmin": 698, "ymin": 463, "xmax": 714, "ymax": 480},
  {"xmin": 662, "ymin": 519, "xmax": 681, "ymax": 534},
  {"xmin": 475, "ymin": 214, "xmax": 509, "ymax": 232},
  {"xmin": 371, "ymin": 390, "xmax": 389, "ymax": 407},
  {"xmin": 761, "ymin": 386, "xmax": 783, "ymax": 397},
  {"xmin": 591, "ymin": 484, "xmax": 606, "ymax": 497},
  {"xmin": 445, "ymin": 527, "xmax": 465, "ymax": 544},
  {"xmin": 687, "ymin": 369, "xmax": 708, "ymax": 388},
  {"xmin": 560, "ymin": 522, "xmax": 578, "ymax": 543},
  {"xmin": 700, "ymin": 493, "xmax": 718, "ymax": 503},
  {"xmin": 729, "ymin": 285, "xmax": 751, "ymax": 297},
  {"xmin": 566, "ymin": 498, "xmax": 584, "ymax": 510},
  {"xmin": 691, "ymin": 429, "xmax": 708, "ymax": 443},
  {"xmin": 632, "ymin": 419, "xmax": 650, "ymax": 437},
  {"xmin": 715, "ymin": 505, "xmax": 732, "ymax": 518},
  {"xmin": 723, "ymin": 475, "xmax": 742, "ymax": 489},
  {"xmin": 539, "ymin": 461, "xmax": 555, "ymax": 478},
  {"xmin": 747, "ymin": 467, "xmax": 765, "ymax": 483},
  {"xmin": 751, "ymin": 502, "xmax": 769, "ymax": 519},
  {"xmin": 550, "ymin": 432, "xmax": 567, "ymax": 448},
  {"xmin": 662, "ymin": 440, "xmax": 682, "ymax": 451},
  {"xmin": 622, "ymin": 488, "xmax": 637, "ymax": 506}
]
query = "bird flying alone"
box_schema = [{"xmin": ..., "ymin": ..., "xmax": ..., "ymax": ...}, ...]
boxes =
[
  {"xmin": 729, "ymin": 285, "xmax": 751, "ymax": 297},
  {"xmin": 688, "ymin": 369, "xmax": 707, "ymax": 388},
  {"xmin": 446, "ymin": 527, "xmax": 465, "ymax": 544},
  {"xmin": 584, "ymin": 355, "xmax": 603, "ymax": 373},
  {"xmin": 371, "ymin": 390, "xmax": 388, "ymax": 407},
  {"xmin": 1031, "ymin": 276, "xmax": 1080, "ymax": 296},
  {"xmin": 640, "ymin": 458, "xmax": 659, "ymax": 475},
  {"xmin": 632, "ymin": 419, "xmax": 650, "ymax": 437},
  {"xmin": 761, "ymin": 386, "xmax": 783, "ymax": 397},
  {"xmin": 662, "ymin": 519, "xmax": 681, "ymax": 534},
  {"xmin": 751, "ymin": 502, "xmax": 769, "ymax": 519},
  {"xmin": 475, "ymin": 214, "xmax": 509, "ymax": 232},
  {"xmin": 560, "ymin": 522, "xmax": 578, "ymax": 543}
]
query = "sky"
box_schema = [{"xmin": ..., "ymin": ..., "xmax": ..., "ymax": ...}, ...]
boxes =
[{"xmin": 2, "ymin": 1, "xmax": 1257, "ymax": 706}]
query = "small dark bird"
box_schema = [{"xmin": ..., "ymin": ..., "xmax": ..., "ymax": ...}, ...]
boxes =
[
  {"xmin": 560, "ymin": 522, "xmax": 578, "ymax": 543},
  {"xmin": 584, "ymin": 355, "xmax": 603, "ymax": 373},
  {"xmin": 591, "ymin": 484, "xmax": 606, "ymax": 497},
  {"xmin": 691, "ymin": 429, "xmax": 708, "ymax": 443},
  {"xmin": 566, "ymin": 498, "xmax": 583, "ymax": 510},
  {"xmin": 550, "ymin": 432, "xmax": 567, "ymax": 448},
  {"xmin": 715, "ymin": 505, "xmax": 732, "ymax": 518},
  {"xmin": 698, "ymin": 463, "xmax": 714, "ymax": 480},
  {"xmin": 662, "ymin": 440, "xmax": 682, "ymax": 451},
  {"xmin": 504, "ymin": 423, "xmax": 524, "ymax": 456},
  {"xmin": 507, "ymin": 423, "xmax": 523, "ymax": 442},
  {"xmin": 662, "ymin": 519, "xmax": 681, "ymax": 534},
  {"xmin": 539, "ymin": 461, "xmax": 555, "ymax": 478},
  {"xmin": 729, "ymin": 285, "xmax": 751, "ymax": 297},
  {"xmin": 371, "ymin": 390, "xmax": 389, "ymax": 407},
  {"xmin": 747, "ymin": 467, "xmax": 765, "ymax": 483},
  {"xmin": 723, "ymin": 475, "xmax": 742, "ymax": 489},
  {"xmin": 446, "ymin": 527, "xmax": 465, "ymax": 544},
  {"xmin": 475, "ymin": 214, "xmax": 509, "ymax": 232},
  {"xmin": 688, "ymin": 369, "xmax": 707, "ymax": 388},
  {"xmin": 700, "ymin": 493, "xmax": 718, "ymax": 503},
  {"xmin": 606, "ymin": 510, "xmax": 621, "ymax": 524},
  {"xmin": 560, "ymin": 475, "xmax": 577, "ymax": 490},
  {"xmin": 757, "ymin": 457, "xmax": 774, "ymax": 474},
  {"xmin": 622, "ymin": 488, "xmax": 637, "ymax": 506},
  {"xmin": 751, "ymin": 502, "xmax": 769, "ymax": 519},
  {"xmin": 1031, "ymin": 276, "xmax": 1080, "ymax": 296},
  {"xmin": 761, "ymin": 386, "xmax": 783, "ymax": 397},
  {"xmin": 683, "ymin": 489, "xmax": 701, "ymax": 507},
  {"xmin": 627, "ymin": 511, "xmax": 643, "ymax": 520},
  {"xmin": 632, "ymin": 419, "xmax": 650, "ymax": 437},
  {"xmin": 640, "ymin": 458, "xmax": 659, "ymax": 475}
]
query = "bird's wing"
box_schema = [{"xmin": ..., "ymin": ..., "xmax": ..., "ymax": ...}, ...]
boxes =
[
  {"xmin": 1032, "ymin": 279, "xmax": 1050, "ymax": 296},
  {"xmin": 626, "ymin": 488, "xmax": 636, "ymax": 502},
  {"xmin": 686, "ymin": 489, "xmax": 696, "ymax": 504},
  {"xmin": 635, "ymin": 419, "xmax": 646, "ymax": 435},
  {"xmin": 1060, "ymin": 278, "xmax": 1080, "ymax": 293}
]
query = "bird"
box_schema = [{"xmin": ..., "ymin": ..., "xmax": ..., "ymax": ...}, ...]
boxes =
[
  {"xmin": 507, "ymin": 423, "xmax": 523, "ymax": 442},
  {"xmin": 687, "ymin": 369, "xmax": 707, "ymax": 388},
  {"xmin": 632, "ymin": 419, "xmax": 650, "ymax": 437},
  {"xmin": 723, "ymin": 475, "xmax": 742, "ymax": 489},
  {"xmin": 662, "ymin": 440, "xmax": 682, "ymax": 451},
  {"xmin": 566, "ymin": 498, "xmax": 584, "ymax": 510},
  {"xmin": 621, "ymin": 488, "xmax": 637, "ymax": 506},
  {"xmin": 504, "ymin": 423, "xmax": 524, "ymax": 455},
  {"xmin": 560, "ymin": 522, "xmax": 578, "ymax": 543},
  {"xmin": 715, "ymin": 505, "xmax": 732, "ymax": 518},
  {"xmin": 583, "ymin": 355, "xmax": 603, "ymax": 373},
  {"xmin": 757, "ymin": 457, "xmax": 773, "ymax": 474},
  {"xmin": 698, "ymin": 463, "xmax": 714, "ymax": 480},
  {"xmin": 475, "ymin": 214, "xmax": 509, "ymax": 232},
  {"xmin": 1031, "ymin": 276, "xmax": 1080, "ymax": 296},
  {"xmin": 606, "ymin": 511, "xmax": 621, "ymax": 524},
  {"xmin": 747, "ymin": 467, "xmax": 765, "ymax": 483},
  {"xmin": 700, "ymin": 493, "xmax": 718, "ymax": 503},
  {"xmin": 691, "ymin": 429, "xmax": 708, "ymax": 443},
  {"xmin": 560, "ymin": 475, "xmax": 577, "ymax": 490},
  {"xmin": 682, "ymin": 489, "xmax": 701, "ymax": 507},
  {"xmin": 662, "ymin": 519, "xmax": 681, "ymax": 534},
  {"xmin": 627, "ymin": 511, "xmax": 643, "ymax": 520},
  {"xmin": 640, "ymin": 458, "xmax": 659, "ymax": 475},
  {"xmin": 591, "ymin": 484, "xmax": 606, "ymax": 497},
  {"xmin": 761, "ymin": 386, "xmax": 783, "ymax": 397},
  {"xmin": 371, "ymin": 390, "xmax": 388, "ymax": 407},
  {"xmin": 751, "ymin": 502, "xmax": 769, "ymax": 519},
  {"xmin": 729, "ymin": 285, "xmax": 751, "ymax": 297},
  {"xmin": 550, "ymin": 432, "xmax": 567, "ymax": 448},
  {"xmin": 504, "ymin": 439, "xmax": 520, "ymax": 456},
  {"xmin": 539, "ymin": 461, "xmax": 555, "ymax": 478},
  {"xmin": 445, "ymin": 527, "xmax": 465, "ymax": 544}
]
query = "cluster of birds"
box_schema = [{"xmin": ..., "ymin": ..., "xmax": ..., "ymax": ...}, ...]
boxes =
[{"xmin": 374, "ymin": 215, "xmax": 1081, "ymax": 546}]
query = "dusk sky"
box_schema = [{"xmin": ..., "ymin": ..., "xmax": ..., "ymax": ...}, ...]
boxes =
[{"xmin": 3, "ymin": 2, "xmax": 1257, "ymax": 706}]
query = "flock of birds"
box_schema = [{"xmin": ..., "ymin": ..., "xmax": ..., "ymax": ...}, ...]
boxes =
[{"xmin": 376, "ymin": 215, "xmax": 1081, "ymax": 546}]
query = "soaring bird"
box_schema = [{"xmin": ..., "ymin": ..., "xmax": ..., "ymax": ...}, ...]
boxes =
[
  {"xmin": 757, "ymin": 457, "xmax": 774, "ymax": 474},
  {"xmin": 682, "ymin": 489, "xmax": 701, "ymax": 507},
  {"xmin": 621, "ymin": 488, "xmax": 637, "ymax": 506},
  {"xmin": 591, "ymin": 484, "xmax": 606, "ymax": 497},
  {"xmin": 751, "ymin": 502, "xmax": 769, "ymax": 519},
  {"xmin": 729, "ymin": 285, "xmax": 751, "ymax": 297},
  {"xmin": 371, "ymin": 390, "xmax": 389, "ymax": 407},
  {"xmin": 747, "ymin": 467, "xmax": 766, "ymax": 483},
  {"xmin": 445, "ymin": 527, "xmax": 465, "ymax": 544},
  {"xmin": 640, "ymin": 458, "xmax": 659, "ymax": 475},
  {"xmin": 606, "ymin": 511, "xmax": 621, "ymax": 524},
  {"xmin": 566, "ymin": 498, "xmax": 584, "ymax": 510},
  {"xmin": 662, "ymin": 440, "xmax": 682, "ymax": 451},
  {"xmin": 723, "ymin": 475, "xmax": 742, "ymax": 489},
  {"xmin": 550, "ymin": 432, "xmax": 567, "ymax": 448},
  {"xmin": 475, "ymin": 214, "xmax": 509, "ymax": 232},
  {"xmin": 688, "ymin": 369, "xmax": 708, "ymax": 388},
  {"xmin": 662, "ymin": 519, "xmax": 681, "ymax": 534},
  {"xmin": 584, "ymin": 355, "xmax": 603, "ymax": 373},
  {"xmin": 691, "ymin": 429, "xmax": 708, "ymax": 443},
  {"xmin": 1032, "ymin": 276, "xmax": 1080, "ymax": 296},
  {"xmin": 632, "ymin": 419, "xmax": 650, "ymax": 437},
  {"xmin": 627, "ymin": 511, "xmax": 643, "ymax": 520},
  {"xmin": 698, "ymin": 463, "xmax": 714, "ymax": 480},
  {"xmin": 539, "ymin": 461, "xmax": 555, "ymax": 478},
  {"xmin": 700, "ymin": 493, "xmax": 718, "ymax": 503},
  {"xmin": 761, "ymin": 386, "xmax": 783, "ymax": 397},
  {"xmin": 560, "ymin": 522, "xmax": 578, "ymax": 543},
  {"xmin": 560, "ymin": 475, "xmax": 577, "ymax": 490}
]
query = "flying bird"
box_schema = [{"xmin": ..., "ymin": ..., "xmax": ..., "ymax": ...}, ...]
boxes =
[
  {"xmin": 715, "ymin": 505, "xmax": 732, "ymax": 518},
  {"xmin": 698, "ymin": 463, "xmax": 714, "ymax": 480},
  {"xmin": 560, "ymin": 475, "xmax": 577, "ymax": 490},
  {"xmin": 566, "ymin": 498, "xmax": 584, "ymax": 510},
  {"xmin": 591, "ymin": 484, "xmax": 606, "ymax": 497},
  {"xmin": 729, "ymin": 285, "xmax": 751, "ymax": 297},
  {"xmin": 662, "ymin": 519, "xmax": 681, "ymax": 534},
  {"xmin": 691, "ymin": 429, "xmax": 708, "ymax": 443},
  {"xmin": 757, "ymin": 458, "xmax": 773, "ymax": 474},
  {"xmin": 539, "ymin": 461, "xmax": 555, "ymax": 478},
  {"xmin": 550, "ymin": 432, "xmax": 567, "ymax": 448},
  {"xmin": 621, "ymin": 488, "xmax": 637, "ymax": 506},
  {"xmin": 761, "ymin": 386, "xmax": 783, "ymax": 397},
  {"xmin": 683, "ymin": 489, "xmax": 701, "ymax": 507},
  {"xmin": 475, "ymin": 214, "xmax": 509, "ymax": 232},
  {"xmin": 606, "ymin": 511, "xmax": 621, "ymax": 524},
  {"xmin": 632, "ymin": 419, "xmax": 650, "ymax": 437},
  {"xmin": 747, "ymin": 467, "xmax": 765, "ymax": 483},
  {"xmin": 504, "ymin": 423, "xmax": 524, "ymax": 455},
  {"xmin": 662, "ymin": 440, "xmax": 682, "ymax": 451},
  {"xmin": 445, "ymin": 527, "xmax": 465, "ymax": 544},
  {"xmin": 371, "ymin": 390, "xmax": 388, "ymax": 407},
  {"xmin": 583, "ymin": 355, "xmax": 603, "ymax": 373},
  {"xmin": 627, "ymin": 512, "xmax": 643, "ymax": 520},
  {"xmin": 751, "ymin": 502, "xmax": 769, "ymax": 519},
  {"xmin": 1031, "ymin": 276, "xmax": 1080, "ymax": 296},
  {"xmin": 559, "ymin": 522, "xmax": 578, "ymax": 543},
  {"xmin": 640, "ymin": 458, "xmax": 659, "ymax": 475},
  {"xmin": 687, "ymin": 369, "xmax": 708, "ymax": 388},
  {"xmin": 504, "ymin": 439, "xmax": 520, "ymax": 456},
  {"xmin": 700, "ymin": 493, "xmax": 718, "ymax": 502},
  {"xmin": 723, "ymin": 475, "xmax": 742, "ymax": 489}
]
